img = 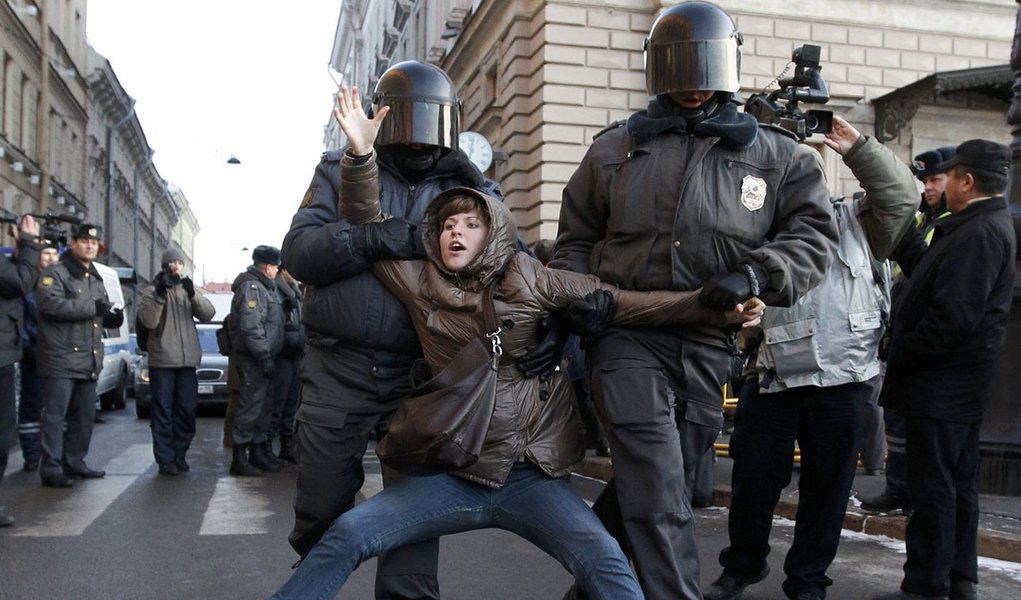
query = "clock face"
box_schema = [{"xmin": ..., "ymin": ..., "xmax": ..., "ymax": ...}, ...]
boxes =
[{"xmin": 459, "ymin": 131, "xmax": 494, "ymax": 172}]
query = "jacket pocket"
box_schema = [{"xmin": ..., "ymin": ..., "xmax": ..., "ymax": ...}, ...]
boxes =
[
  {"xmin": 295, "ymin": 400, "xmax": 349, "ymax": 429},
  {"xmin": 762, "ymin": 318, "xmax": 821, "ymax": 381},
  {"xmin": 848, "ymin": 310, "xmax": 883, "ymax": 332}
]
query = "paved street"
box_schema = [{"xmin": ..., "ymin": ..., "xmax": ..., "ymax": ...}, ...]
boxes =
[{"xmin": 2, "ymin": 404, "xmax": 1020, "ymax": 599}]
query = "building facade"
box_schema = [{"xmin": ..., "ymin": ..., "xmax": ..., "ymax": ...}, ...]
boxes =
[
  {"xmin": 1, "ymin": 0, "xmax": 199, "ymax": 320},
  {"xmin": 0, "ymin": 0, "xmax": 89, "ymax": 237},
  {"xmin": 326, "ymin": 0, "xmax": 1014, "ymax": 243}
]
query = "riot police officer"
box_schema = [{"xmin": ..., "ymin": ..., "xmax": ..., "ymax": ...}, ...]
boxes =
[
  {"xmin": 283, "ymin": 60, "xmax": 543, "ymax": 599},
  {"xmin": 552, "ymin": 3, "xmax": 837, "ymax": 598}
]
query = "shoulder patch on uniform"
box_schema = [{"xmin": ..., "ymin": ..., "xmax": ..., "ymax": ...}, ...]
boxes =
[
  {"xmin": 592, "ymin": 119, "xmax": 627, "ymax": 141},
  {"xmin": 300, "ymin": 184, "xmax": 318, "ymax": 208},
  {"xmin": 247, "ymin": 299, "xmax": 257, "ymax": 309},
  {"xmin": 40, "ymin": 276, "xmax": 53, "ymax": 286}
]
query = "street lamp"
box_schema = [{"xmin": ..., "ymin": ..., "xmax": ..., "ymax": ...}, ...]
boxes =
[{"xmin": 227, "ymin": 155, "xmax": 241, "ymax": 165}]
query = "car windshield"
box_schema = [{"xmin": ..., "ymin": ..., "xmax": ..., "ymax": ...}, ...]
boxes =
[{"xmin": 198, "ymin": 328, "xmax": 220, "ymax": 354}]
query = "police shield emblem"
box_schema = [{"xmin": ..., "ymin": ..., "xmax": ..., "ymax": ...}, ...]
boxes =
[{"xmin": 741, "ymin": 175, "xmax": 767, "ymax": 212}]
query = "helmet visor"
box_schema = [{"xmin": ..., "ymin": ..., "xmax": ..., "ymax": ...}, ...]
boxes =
[
  {"xmin": 374, "ymin": 99, "xmax": 460, "ymax": 151},
  {"xmin": 645, "ymin": 38, "xmax": 741, "ymax": 95}
]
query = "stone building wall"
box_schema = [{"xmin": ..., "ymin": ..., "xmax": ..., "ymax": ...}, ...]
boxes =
[{"xmin": 440, "ymin": 0, "xmax": 1016, "ymax": 243}]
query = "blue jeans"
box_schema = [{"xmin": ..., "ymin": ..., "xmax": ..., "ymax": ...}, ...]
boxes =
[
  {"xmin": 149, "ymin": 367, "xmax": 199, "ymax": 465},
  {"xmin": 272, "ymin": 463, "xmax": 643, "ymax": 600}
]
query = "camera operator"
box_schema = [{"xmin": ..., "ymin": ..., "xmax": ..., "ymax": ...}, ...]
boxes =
[
  {"xmin": 0, "ymin": 214, "xmax": 43, "ymax": 527},
  {"xmin": 552, "ymin": 3, "xmax": 836, "ymax": 598}
]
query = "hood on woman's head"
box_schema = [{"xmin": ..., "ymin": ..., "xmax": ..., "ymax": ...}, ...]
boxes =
[{"xmin": 422, "ymin": 187, "xmax": 518, "ymax": 289}]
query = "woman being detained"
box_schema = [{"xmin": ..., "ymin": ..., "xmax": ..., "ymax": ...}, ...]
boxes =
[{"xmin": 270, "ymin": 87, "xmax": 764, "ymax": 600}]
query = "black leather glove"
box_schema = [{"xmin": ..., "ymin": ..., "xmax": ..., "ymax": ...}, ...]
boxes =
[
  {"xmin": 563, "ymin": 289, "xmax": 617, "ymax": 337},
  {"xmin": 181, "ymin": 277, "xmax": 195, "ymax": 298},
  {"xmin": 699, "ymin": 265, "xmax": 760, "ymax": 309},
  {"xmin": 154, "ymin": 272, "xmax": 168, "ymax": 297},
  {"xmin": 95, "ymin": 298, "xmax": 112, "ymax": 317},
  {"xmin": 261, "ymin": 360, "xmax": 276, "ymax": 379},
  {"xmin": 350, "ymin": 218, "xmax": 418, "ymax": 260},
  {"xmin": 103, "ymin": 307, "xmax": 124, "ymax": 329},
  {"xmin": 517, "ymin": 315, "xmax": 570, "ymax": 378}
]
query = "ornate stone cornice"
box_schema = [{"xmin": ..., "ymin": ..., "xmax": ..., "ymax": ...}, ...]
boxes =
[{"xmin": 873, "ymin": 64, "xmax": 1012, "ymax": 142}]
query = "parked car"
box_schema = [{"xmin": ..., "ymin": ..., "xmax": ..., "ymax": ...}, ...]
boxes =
[{"xmin": 134, "ymin": 322, "xmax": 229, "ymax": 418}]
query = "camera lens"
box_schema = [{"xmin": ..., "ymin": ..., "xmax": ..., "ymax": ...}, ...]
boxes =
[{"xmin": 804, "ymin": 114, "xmax": 820, "ymax": 132}]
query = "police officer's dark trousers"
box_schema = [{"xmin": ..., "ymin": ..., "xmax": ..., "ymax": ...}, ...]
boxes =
[
  {"xmin": 291, "ymin": 344, "xmax": 439, "ymax": 600},
  {"xmin": 270, "ymin": 356, "xmax": 300, "ymax": 439},
  {"xmin": 232, "ymin": 357, "xmax": 273, "ymax": 445},
  {"xmin": 149, "ymin": 367, "xmax": 199, "ymax": 465},
  {"xmin": 720, "ymin": 379, "xmax": 867, "ymax": 599},
  {"xmin": 902, "ymin": 417, "xmax": 979, "ymax": 597},
  {"xmin": 39, "ymin": 377, "xmax": 97, "ymax": 476},
  {"xmin": 586, "ymin": 328, "xmax": 731, "ymax": 600},
  {"xmin": 17, "ymin": 357, "xmax": 44, "ymax": 466},
  {"xmin": 0, "ymin": 364, "xmax": 16, "ymax": 481}
]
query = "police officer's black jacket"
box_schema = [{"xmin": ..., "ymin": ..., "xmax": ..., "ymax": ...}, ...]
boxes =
[
  {"xmin": 0, "ymin": 236, "xmax": 41, "ymax": 368},
  {"xmin": 36, "ymin": 252, "xmax": 110, "ymax": 379},
  {"xmin": 276, "ymin": 277, "xmax": 304, "ymax": 359},
  {"xmin": 229, "ymin": 266, "xmax": 285, "ymax": 366},
  {"xmin": 282, "ymin": 146, "xmax": 499, "ymax": 369}
]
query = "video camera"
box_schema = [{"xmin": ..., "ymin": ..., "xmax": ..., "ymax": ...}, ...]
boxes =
[
  {"xmin": 30, "ymin": 211, "xmax": 81, "ymax": 247},
  {"xmin": 0, "ymin": 209, "xmax": 19, "ymax": 226},
  {"xmin": 745, "ymin": 44, "xmax": 833, "ymax": 141}
]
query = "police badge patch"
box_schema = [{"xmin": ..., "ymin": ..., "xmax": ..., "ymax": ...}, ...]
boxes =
[
  {"xmin": 300, "ymin": 184, "xmax": 318, "ymax": 209},
  {"xmin": 740, "ymin": 175, "xmax": 767, "ymax": 211}
]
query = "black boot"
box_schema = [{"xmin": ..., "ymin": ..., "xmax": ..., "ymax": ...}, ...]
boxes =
[
  {"xmin": 260, "ymin": 439, "xmax": 288, "ymax": 469},
  {"xmin": 248, "ymin": 442, "xmax": 281, "ymax": 473},
  {"xmin": 278, "ymin": 434, "xmax": 298, "ymax": 464},
  {"xmin": 229, "ymin": 444, "xmax": 262, "ymax": 477}
]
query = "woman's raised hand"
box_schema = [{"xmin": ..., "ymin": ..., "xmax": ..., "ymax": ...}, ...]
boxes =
[{"xmin": 332, "ymin": 85, "xmax": 390, "ymax": 156}]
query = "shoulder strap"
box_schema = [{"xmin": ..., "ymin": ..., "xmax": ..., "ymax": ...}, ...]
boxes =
[{"xmin": 480, "ymin": 286, "xmax": 502, "ymax": 358}]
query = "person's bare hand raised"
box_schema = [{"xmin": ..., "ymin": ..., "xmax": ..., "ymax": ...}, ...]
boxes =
[{"xmin": 332, "ymin": 85, "xmax": 390, "ymax": 156}]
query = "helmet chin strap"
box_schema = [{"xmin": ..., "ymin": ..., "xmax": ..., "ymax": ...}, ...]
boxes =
[
  {"xmin": 656, "ymin": 92, "xmax": 727, "ymax": 127},
  {"xmin": 394, "ymin": 145, "xmax": 443, "ymax": 180}
]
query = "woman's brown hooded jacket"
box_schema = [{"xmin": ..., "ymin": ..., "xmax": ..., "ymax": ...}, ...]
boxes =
[{"xmin": 341, "ymin": 152, "xmax": 730, "ymax": 488}]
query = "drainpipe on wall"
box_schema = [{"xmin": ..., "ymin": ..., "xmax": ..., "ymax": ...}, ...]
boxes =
[
  {"xmin": 105, "ymin": 99, "xmax": 135, "ymax": 264},
  {"xmin": 131, "ymin": 150, "xmax": 154, "ymax": 319}
]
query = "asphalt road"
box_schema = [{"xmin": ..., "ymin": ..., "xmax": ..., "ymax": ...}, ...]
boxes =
[{"xmin": 2, "ymin": 403, "xmax": 1019, "ymax": 599}]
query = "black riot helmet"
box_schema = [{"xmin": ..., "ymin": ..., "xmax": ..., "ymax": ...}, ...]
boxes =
[
  {"xmin": 644, "ymin": 1, "xmax": 743, "ymax": 96},
  {"xmin": 370, "ymin": 61, "xmax": 461, "ymax": 152}
]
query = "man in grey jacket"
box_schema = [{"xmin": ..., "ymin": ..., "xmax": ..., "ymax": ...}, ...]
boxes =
[
  {"xmin": 227, "ymin": 245, "xmax": 284, "ymax": 476},
  {"xmin": 138, "ymin": 248, "xmax": 216, "ymax": 476},
  {"xmin": 704, "ymin": 117, "xmax": 917, "ymax": 600},
  {"xmin": 37, "ymin": 223, "xmax": 124, "ymax": 488}
]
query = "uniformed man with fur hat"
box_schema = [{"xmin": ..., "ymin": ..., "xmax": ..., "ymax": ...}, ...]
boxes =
[
  {"xmin": 226, "ymin": 245, "xmax": 285, "ymax": 476},
  {"xmin": 36, "ymin": 223, "xmax": 124, "ymax": 488}
]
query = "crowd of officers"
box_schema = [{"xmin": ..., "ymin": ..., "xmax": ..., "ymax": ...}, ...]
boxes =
[{"xmin": 0, "ymin": 2, "xmax": 1014, "ymax": 600}]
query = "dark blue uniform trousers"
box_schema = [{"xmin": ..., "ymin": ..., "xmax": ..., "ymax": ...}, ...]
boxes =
[
  {"xmin": 902, "ymin": 417, "xmax": 979, "ymax": 597},
  {"xmin": 148, "ymin": 367, "xmax": 199, "ymax": 465},
  {"xmin": 720, "ymin": 379, "xmax": 867, "ymax": 598},
  {"xmin": 17, "ymin": 361, "xmax": 44, "ymax": 466},
  {"xmin": 0, "ymin": 364, "xmax": 16, "ymax": 481},
  {"xmin": 39, "ymin": 377, "xmax": 98, "ymax": 476}
]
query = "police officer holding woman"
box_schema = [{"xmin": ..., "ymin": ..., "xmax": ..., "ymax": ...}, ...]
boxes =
[
  {"xmin": 282, "ymin": 60, "xmax": 564, "ymax": 598},
  {"xmin": 552, "ymin": 3, "xmax": 837, "ymax": 598}
]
